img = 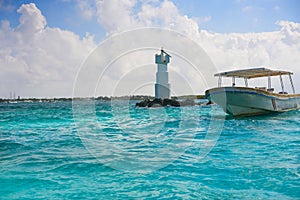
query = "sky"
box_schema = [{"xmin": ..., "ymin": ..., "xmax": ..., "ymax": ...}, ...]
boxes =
[{"xmin": 0, "ymin": 0, "xmax": 300, "ymax": 98}]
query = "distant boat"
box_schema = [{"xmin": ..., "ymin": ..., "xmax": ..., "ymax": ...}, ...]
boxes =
[{"xmin": 205, "ymin": 68, "xmax": 300, "ymax": 117}]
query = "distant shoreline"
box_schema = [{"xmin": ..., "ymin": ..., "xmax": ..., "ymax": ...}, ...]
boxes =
[{"xmin": 0, "ymin": 95, "xmax": 206, "ymax": 103}]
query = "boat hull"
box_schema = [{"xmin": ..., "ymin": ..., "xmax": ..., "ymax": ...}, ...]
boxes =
[{"xmin": 205, "ymin": 87, "xmax": 300, "ymax": 117}]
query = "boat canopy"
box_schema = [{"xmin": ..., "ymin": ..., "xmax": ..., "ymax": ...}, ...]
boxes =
[{"xmin": 214, "ymin": 68, "xmax": 293, "ymax": 79}]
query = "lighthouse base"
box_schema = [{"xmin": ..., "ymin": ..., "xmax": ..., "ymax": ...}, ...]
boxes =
[{"xmin": 155, "ymin": 84, "xmax": 170, "ymax": 99}]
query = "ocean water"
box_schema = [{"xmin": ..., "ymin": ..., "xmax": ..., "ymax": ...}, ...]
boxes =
[{"xmin": 0, "ymin": 100, "xmax": 299, "ymax": 199}]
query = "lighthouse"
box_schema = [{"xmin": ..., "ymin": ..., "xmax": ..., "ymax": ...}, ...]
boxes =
[{"xmin": 155, "ymin": 48, "xmax": 171, "ymax": 99}]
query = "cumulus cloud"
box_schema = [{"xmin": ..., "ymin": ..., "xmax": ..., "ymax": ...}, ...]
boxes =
[
  {"xmin": 94, "ymin": 0, "xmax": 300, "ymax": 71},
  {"xmin": 0, "ymin": 3, "xmax": 96, "ymax": 97},
  {"xmin": 76, "ymin": 0, "xmax": 95, "ymax": 20},
  {"xmin": 95, "ymin": 0, "xmax": 199, "ymax": 38},
  {"xmin": 195, "ymin": 22, "xmax": 300, "ymax": 93},
  {"xmin": 16, "ymin": 3, "xmax": 46, "ymax": 34},
  {"xmin": 197, "ymin": 21, "xmax": 300, "ymax": 69},
  {"xmin": 138, "ymin": 0, "xmax": 200, "ymax": 38},
  {"xmin": 96, "ymin": 0, "xmax": 138, "ymax": 34},
  {"xmin": 94, "ymin": 0, "xmax": 300, "ymax": 93}
]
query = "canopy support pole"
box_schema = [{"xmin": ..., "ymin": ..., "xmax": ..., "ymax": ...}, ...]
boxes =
[
  {"xmin": 289, "ymin": 74, "xmax": 295, "ymax": 94},
  {"xmin": 279, "ymin": 74, "xmax": 285, "ymax": 93},
  {"xmin": 218, "ymin": 75, "xmax": 222, "ymax": 87},
  {"xmin": 268, "ymin": 72, "xmax": 271, "ymax": 89},
  {"xmin": 244, "ymin": 78, "xmax": 248, "ymax": 87}
]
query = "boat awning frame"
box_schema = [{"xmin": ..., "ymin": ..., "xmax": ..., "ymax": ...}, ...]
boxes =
[{"xmin": 214, "ymin": 68, "xmax": 293, "ymax": 79}]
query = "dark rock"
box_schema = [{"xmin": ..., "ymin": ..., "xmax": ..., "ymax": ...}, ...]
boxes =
[
  {"xmin": 136, "ymin": 98, "xmax": 193, "ymax": 107},
  {"xmin": 162, "ymin": 98, "xmax": 180, "ymax": 107},
  {"xmin": 135, "ymin": 98, "xmax": 150, "ymax": 107}
]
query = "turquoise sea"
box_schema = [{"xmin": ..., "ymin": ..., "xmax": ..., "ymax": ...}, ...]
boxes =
[{"xmin": 0, "ymin": 100, "xmax": 299, "ymax": 199}]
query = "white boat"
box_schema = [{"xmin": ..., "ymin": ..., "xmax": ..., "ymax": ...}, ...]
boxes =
[{"xmin": 205, "ymin": 68, "xmax": 300, "ymax": 117}]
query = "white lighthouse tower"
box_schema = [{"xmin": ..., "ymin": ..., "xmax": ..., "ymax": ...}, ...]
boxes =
[{"xmin": 155, "ymin": 48, "xmax": 171, "ymax": 99}]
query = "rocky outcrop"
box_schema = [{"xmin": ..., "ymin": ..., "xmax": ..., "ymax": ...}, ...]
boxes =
[{"xmin": 136, "ymin": 98, "xmax": 194, "ymax": 107}]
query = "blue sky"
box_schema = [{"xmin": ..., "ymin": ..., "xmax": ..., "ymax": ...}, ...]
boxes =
[
  {"xmin": 1, "ymin": 0, "xmax": 299, "ymax": 42},
  {"xmin": 173, "ymin": 0, "xmax": 300, "ymax": 32},
  {"xmin": 0, "ymin": 0, "xmax": 103, "ymax": 41}
]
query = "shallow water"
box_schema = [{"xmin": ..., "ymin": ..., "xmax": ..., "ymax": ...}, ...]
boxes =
[{"xmin": 0, "ymin": 100, "xmax": 299, "ymax": 199}]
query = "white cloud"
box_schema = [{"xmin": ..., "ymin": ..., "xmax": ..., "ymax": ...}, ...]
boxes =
[
  {"xmin": 95, "ymin": 0, "xmax": 200, "ymax": 38},
  {"xmin": 242, "ymin": 5, "xmax": 254, "ymax": 12},
  {"xmin": 138, "ymin": 0, "xmax": 200, "ymax": 38},
  {"xmin": 76, "ymin": 0, "xmax": 95, "ymax": 20},
  {"xmin": 0, "ymin": 3, "xmax": 96, "ymax": 98},
  {"xmin": 96, "ymin": 0, "xmax": 139, "ymax": 34},
  {"xmin": 274, "ymin": 5, "xmax": 280, "ymax": 12},
  {"xmin": 276, "ymin": 20, "xmax": 300, "ymax": 45},
  {"xmin": 16, "ymin": 3, "xmax": 46, "ymax": 34},
  {"xmin": 93, "ymin": 0, "xmax": 300, "ymax": 93},
  {"xmin": 196, "ymin": 21, "xmax": 300, "ymax": 92}
]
